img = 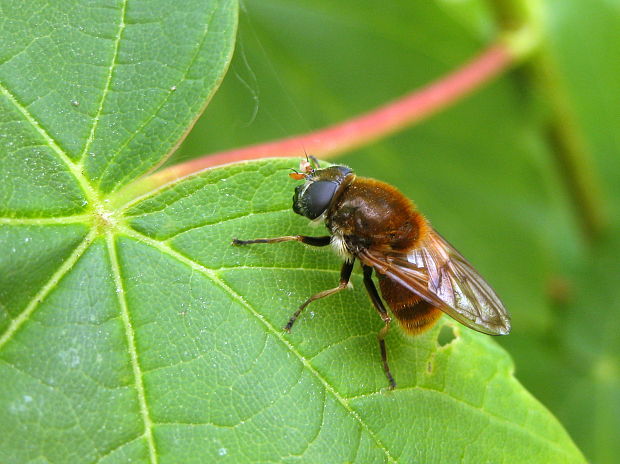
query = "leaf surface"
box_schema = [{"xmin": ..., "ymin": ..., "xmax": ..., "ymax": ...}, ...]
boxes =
[{"xmin": 0, "ymin": 0, "xmax": 594, "ymax": 463}]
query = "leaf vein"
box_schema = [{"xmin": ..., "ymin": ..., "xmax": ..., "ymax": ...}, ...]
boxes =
[
  {"xmin": 207, "ymin": 274, "xmax": 396, "ymax": 463},
  {"xmin": 0, "ymin": 215, "xmax": 91, "ymax": 225},
  {"xmin": 307, "ymin": 332, "xmax": 374, "ymax": 362},
  {"xmin": 346, "ymin": 386, "xmax": 574, "ymax": 456},
  {"xmin": 298, "ymin": 388, "xmax": 327, "ymax": 457},
  {"xmin": 350, "ymin": 423, "xmax": 363, "ymax": 464},
  {"xmin": 95, "ymin": 433, "xmax": 144, "ymax": 464},
  {"xmin": 95, "ymin": 2, "xmax": 220, "ymax": 191},
  {"xmin": 78, "ymin": 0, "xmax": 127, "ymax": 164},
  {"xmin": 159, "ymin": 206, "xmax": 291, "ymax": 241},
  {"xmin": 118, "ymin": 166, "xmax": 293, "ymax": 215},
  {"xmin": 0, "ymin": 229, "xmax": 96, "ymax": 350},
  {"xmin": 105, "ymin": 233, "xmax": 158, "ymax": 464},
  {"xmin": 232, "ymin": 365, "xmax": 303, "ymax": 430},
  {"xmin": 0, "ymin": 358, "xmax": 104, "ymax": 457},
  {"xmin": 0, "ymin": 81, "xmax": 96, "ymax": 205},
  {"xmin": 216, "ymin": 265, "xmax": 341, "ymax": 274}
]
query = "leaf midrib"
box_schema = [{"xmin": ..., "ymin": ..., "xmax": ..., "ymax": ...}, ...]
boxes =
[
  {"xmin": 0, "ymin": 229, "xmax": 97, "ymax": 350},
  {"xmin": 106, "ymin": 232, "xmax": 158, "ymax": 464},
  {"xmin": 77, "ymin": 0, "xmax": 127, "ymax": 165},
  {"xmin": 94, "ymin": 1, "xmax": 224, "ymax": 192},
  {"xmin": 0, "ymin": 0, "xmax": 133, "ymax": 219}
]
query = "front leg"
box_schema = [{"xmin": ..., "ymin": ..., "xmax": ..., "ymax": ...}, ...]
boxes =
[{"xmin": 232, "ymin": 235, "xmax": 331, "ymax": 247}]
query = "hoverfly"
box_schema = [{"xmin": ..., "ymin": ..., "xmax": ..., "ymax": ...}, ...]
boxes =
[{"xmin": 233, "ymin": 159, "xmax": 510, "ymax": 389}]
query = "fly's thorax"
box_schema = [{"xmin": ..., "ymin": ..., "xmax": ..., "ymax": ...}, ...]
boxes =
[{"xmin": 325, "ymin": 176, "xmax": 429, "ymax": 253}]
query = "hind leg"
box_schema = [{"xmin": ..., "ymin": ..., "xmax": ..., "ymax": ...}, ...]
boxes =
[{"xmin": 363, "ymin": 266, "xmax": 396, "ymax": 390}]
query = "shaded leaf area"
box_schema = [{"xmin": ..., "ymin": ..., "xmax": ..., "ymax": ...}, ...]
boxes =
[
  {"xmin": 511, "ymin": 233, "xmax": 620, "ymax": 464},
  {"xmin": 0, "ymin": 0, "xmax": 238, "ymax": 195},
  {"xmin": 511, "ymin": 2, "xmax": 620, "ymax": 462},
  {"xmin": 174, "ymin": 1, "xmax": 620, "ymax": 462},
  {"xmin": 541, "ymin": 6, "xmax": 620, "ymax": 460},
  {"xmin": 545, "ymin": 0, "xmax": 620, "ymax": 215}
]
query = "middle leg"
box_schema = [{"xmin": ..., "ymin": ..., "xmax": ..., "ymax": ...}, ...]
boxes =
[{"xmin": 284, "ymin": 259, "xmax": 354, "ymax": 332}]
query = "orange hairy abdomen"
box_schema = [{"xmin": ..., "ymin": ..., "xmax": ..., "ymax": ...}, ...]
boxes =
[{"xmin": 378, "ymin": 274, "xmax": 442, "ymax": 334}]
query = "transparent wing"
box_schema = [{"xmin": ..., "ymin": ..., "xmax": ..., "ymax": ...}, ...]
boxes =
[{"xmin": 359, "ymin": 228, "xmax": 511, "ymax": 335}]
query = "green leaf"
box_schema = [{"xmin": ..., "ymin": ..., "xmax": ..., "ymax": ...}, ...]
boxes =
[
  {"xmin": 0, "ymin": 0, "xmax": 595, "ymax": 462},
  {"xmin": 176, "ymin": 0, "xmax": 575, "ymax": 334},
  {"xmin": 121, "ymin": 160, "xmax": 584, "ymax": 463},
  {"xmin": 0, "ymin": 0, "xmax": 238, "ymax": 195},
  {"xmin": 1, "ymin": 0, "xmax": 238, "ymax": 462},
  {"xmin": 2, "ymin": 154, "xmax": 584, "ymax": 464}
]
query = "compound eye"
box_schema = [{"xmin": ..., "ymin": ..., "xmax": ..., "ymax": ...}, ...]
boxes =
[{"xmin": 304, "ymin": 180, "xmax": 338, "ymax": 219}]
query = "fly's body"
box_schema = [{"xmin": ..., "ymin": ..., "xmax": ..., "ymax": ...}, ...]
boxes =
[{"xmin": 233, "ymin": 161, "xmax": 510, "ymax": 389}]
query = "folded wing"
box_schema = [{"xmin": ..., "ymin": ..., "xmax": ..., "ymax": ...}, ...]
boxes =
[{"xmin": 359, "ymin": 228, "xmax": 511, "ymax": 335}]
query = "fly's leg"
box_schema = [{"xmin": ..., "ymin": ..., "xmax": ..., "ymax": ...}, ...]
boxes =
[
  {"xmin": 284, "ymin": 259, "xmax": 354, "ymax": 332},
  {"xmin": 362, "ymin": 265, "xmax": 396, "ymax": 390},
  {"xmin": 232, "ymin": 236, "xmax": 331, "ymax": 247}
]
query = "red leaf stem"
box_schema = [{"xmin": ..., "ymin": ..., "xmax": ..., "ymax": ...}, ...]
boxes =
[{"xmin": 150, "ymin": 42, "xmax": 514, "ymax": 184}]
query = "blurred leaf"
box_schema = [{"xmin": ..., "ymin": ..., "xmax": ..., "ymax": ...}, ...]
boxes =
[
  {"xmin": 511, "ymin": 2, "xmax": 620, "ymax": 462},
  {"xmin": 545, "ymin": 0, "xmax": 620, "ymax": 216},
  {"xmin": 555, "ymin": 235, "xmax": 620, "ymax": 464}
]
